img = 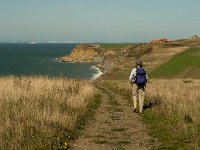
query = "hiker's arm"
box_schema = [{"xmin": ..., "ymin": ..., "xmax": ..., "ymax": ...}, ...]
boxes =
[
  {"xmin": 129, "ymin": 69, "xmax": 136, "ymax": 84},
  {"xmin": 146, "ymin": 75, "xmax": 148, "ymax": 80}
]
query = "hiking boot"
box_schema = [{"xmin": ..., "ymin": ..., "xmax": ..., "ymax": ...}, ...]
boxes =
[{"xmin": 133, "ymin": 108, "xmax": 139, "ymax": 113}]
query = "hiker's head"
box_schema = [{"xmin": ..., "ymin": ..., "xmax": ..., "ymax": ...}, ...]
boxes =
[{"xmin": 136, "ymin": 60, "xmax": 143, "ymax": 68}]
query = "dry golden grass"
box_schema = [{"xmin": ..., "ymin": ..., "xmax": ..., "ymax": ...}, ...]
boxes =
[
  {"xmin": 101, "ymin": 79, "xmax": 200, "ymax": 123},
  {"xmin": 0, "ymin": 76, "xmax": 95, "ymax": 150},
  {"xmin": 146, "ymin": 79, "xmax": 200, "ymax": 122}
]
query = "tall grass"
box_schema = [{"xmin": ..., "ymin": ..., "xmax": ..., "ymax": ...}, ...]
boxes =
[
  {"xmin": 146, "ymin": 80, "xmax": 200, "ymax": 122},
  {"xmin": 0, "ymin": 76, "xmax": 95, "ymax": 150},
  {"xmin": 101, "ymin": 79, "xmax": 200, "ymax": 149}
]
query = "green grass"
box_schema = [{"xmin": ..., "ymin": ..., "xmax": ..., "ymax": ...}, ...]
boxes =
[
  {"xmin": 100, "ymin": 43, "xmax": 137, "ymax": 49},
  {"xmin": 149, "ymin": 47, "xmax": 200, "ymax": 78},
  {"xmin": 141, "ymin": 108, "xmax": 200, "ymax": 150}
]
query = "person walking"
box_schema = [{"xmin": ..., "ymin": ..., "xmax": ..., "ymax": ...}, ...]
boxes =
[{"xmin": 129, "ymin": 60, "xmax": 148, "ymax": 113}]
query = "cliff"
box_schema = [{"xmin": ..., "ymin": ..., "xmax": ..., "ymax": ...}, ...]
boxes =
[
  {"xmin": 59, "ymin": 44, "xmax": 103, "ymax": 63},
  {"xmin": 59, "ymin": 44, "xmax": 132, "ymax": 63},
  {"xmin": 59, "ymin": 39, "xmax": 200, "ymax": 74}
]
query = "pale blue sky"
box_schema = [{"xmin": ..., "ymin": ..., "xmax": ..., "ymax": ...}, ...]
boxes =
[{"xmin": 0, "ymin": 0, "xmax": 200, "ymax": 42}]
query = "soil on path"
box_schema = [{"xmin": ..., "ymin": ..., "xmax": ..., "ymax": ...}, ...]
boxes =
[{"xmin": 71, "ymin": 85, "xmax": 156, "ymax": 150}]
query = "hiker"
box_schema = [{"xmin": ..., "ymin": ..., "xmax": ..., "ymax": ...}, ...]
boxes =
[{"xmin": 129, "ymin": 60, "xmax": 148, "ymax": 113}]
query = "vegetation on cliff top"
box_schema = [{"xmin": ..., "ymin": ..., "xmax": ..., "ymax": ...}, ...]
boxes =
[
  {"xmin": 100, "ymin": 43, "xmax": 139, "ymax": 49},
  {"xmin": 150, "ymin": 47, "xmax": 200, "ymax": 79}
]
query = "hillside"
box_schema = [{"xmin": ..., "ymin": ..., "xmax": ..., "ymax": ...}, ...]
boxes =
[
  {"xmin": 150, "ymin": 47, "xmax": 200, "ymax": 78},
  {"xmin": 60, "ymin": 38, "xmax": 200, "ymax": 80},
  {"xmin": 98, "ymin": 42, "xmax": 191, "ymax": 80},
  {"xmin": 94, "ymin": 38, "xmax": 200, "ymax": 149},
  {"xmin": 57, "ymin": 38, "xmax": 200, "ymax": 149}
]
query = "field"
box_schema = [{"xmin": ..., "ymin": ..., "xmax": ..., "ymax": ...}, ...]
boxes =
[
  {"xmin": 0, "ymin": 76, "xmax": 98, "ymax": 150},
  {"xmin": 100, "ymin": 43, "xmax": 138, "ymax": 49},
  {"xmin": 100, "ymin": 78, "xmax": 200, "ymax": 149},
  {"xmin": 1, "ymin": 43, "xmax": 200, "ymax": 149},
  {"xmin": 149, "ymin": 47, "xmax": 200, "ymax": 78}
]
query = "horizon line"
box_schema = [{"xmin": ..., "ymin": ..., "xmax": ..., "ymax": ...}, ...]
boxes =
[{"xmin": 0, "ymin": 41, "xmax": 146, "ymax": 44}]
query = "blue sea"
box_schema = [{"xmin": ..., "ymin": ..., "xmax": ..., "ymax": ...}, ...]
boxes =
[{"xmin": 0, "ymin": 43, "xmax": 102, "ymax": 79}]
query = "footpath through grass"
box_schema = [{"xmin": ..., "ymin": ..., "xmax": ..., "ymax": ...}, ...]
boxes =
[
  {"xmin": 100, "ymin": 80, "xmax": 200, "ymax": 149},
  {"xmin": 150, "ymin": 47, "xmax": 200, "ymax": 79}
]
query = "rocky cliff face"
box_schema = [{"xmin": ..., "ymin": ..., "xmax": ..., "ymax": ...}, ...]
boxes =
[
  {"xmin": 59, "ymin": 44, "xmax": 130, "ymax": 63},
  {"xmin": 59, "ymin": 43, "xmax": 165, "ymax": 64},
  {"xmin": 59, "ymin": 44, "xmax": 103, "ymax": 63}
]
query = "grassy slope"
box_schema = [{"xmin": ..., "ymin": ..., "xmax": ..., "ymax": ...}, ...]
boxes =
[
  {"xmin": 100, "ymin": 43, "xmax": 138, "ymax": 49},
  {"xmin": 99, "ymin": 45, "xmax": 200, "ymax": 149},
  {"xmin": 150, "ymin": 47, "xmax": 200, "ymax": 79},
  {"xmin": 99, "ymin": 43, "xmax": 138, "ymax": 80},
  {"xmin": 100, "ymin": 43, "xmax": 191, "ymax": 81}
]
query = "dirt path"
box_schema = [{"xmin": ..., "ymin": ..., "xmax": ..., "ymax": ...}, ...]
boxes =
[{"xmin": 71, "ymin": 85, "xmax": 155, "ymax": 150}]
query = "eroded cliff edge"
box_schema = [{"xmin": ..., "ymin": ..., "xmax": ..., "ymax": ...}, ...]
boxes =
[
  {"xmin": 59, "ymin": 44, "xmax": 103, "ymax": 63},
  {"xmin": 59, "ymin": 39, "xmax": 199, "ymax": 76},
  {"xmin": 59, "ymin": 43, "xmax": 149, "ymax": 71}
]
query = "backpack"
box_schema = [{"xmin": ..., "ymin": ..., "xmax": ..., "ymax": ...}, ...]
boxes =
[{"xmin": 135, "ymin": 68, "xmax": 147, "ymax": 86}]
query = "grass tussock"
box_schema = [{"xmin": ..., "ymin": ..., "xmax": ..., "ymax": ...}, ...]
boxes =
[
  {"xmin": 101, "ymin": 79, "xmax": 200, "ymax": 149},
  {"xmin": 0, "ymin": 76, "xmax": 96, "ymax": 150}
]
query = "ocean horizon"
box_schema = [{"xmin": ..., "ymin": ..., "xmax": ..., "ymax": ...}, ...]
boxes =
[{"xmin": 0, "ymin": 43, "xmax": 103, "ymax": 80}]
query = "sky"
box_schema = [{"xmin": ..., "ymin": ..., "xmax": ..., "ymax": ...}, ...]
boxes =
[{"xmin": 0, "ymin": 0, "xmax": 200, "ymax": 43}]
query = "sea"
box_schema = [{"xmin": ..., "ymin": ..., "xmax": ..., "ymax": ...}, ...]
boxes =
[{"xmin": 0, "ymin": 43, "xmax": 103, "ymax": 80}]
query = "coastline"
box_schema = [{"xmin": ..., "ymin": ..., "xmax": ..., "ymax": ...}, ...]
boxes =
[
  {"xmin": 56, "ymin": 57, "xmax": 104, "ymax": 80},
  {"xmin": 90, "ymin": 65, "xmax": 104, "ymax": 80}
]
